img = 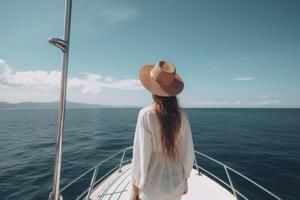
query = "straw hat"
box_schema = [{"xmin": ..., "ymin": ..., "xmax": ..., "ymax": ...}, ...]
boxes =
[{"xmin": 139, "ymin": 60, "xmax": 184, "ymax": 97}]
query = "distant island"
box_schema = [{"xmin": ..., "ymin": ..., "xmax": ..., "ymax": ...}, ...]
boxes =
[
  {"xmin": 0, "ymin": 101, "xmax": 138, "ymax": 109},
  {"xmin": 1, "ymin": 102, "xmax": 298, "ymax": 109}
]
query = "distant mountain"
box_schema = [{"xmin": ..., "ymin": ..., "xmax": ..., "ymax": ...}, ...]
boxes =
[{"xmin": 0, "ymin": 101, "xmax": 123, "ymax": 109}]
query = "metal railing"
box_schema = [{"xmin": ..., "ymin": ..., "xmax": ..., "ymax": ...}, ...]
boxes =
[
  {"xmin": 59, "ymin": 147, "xmax": 133, "ymax": 200},
  {"xmin": 59, "ymin": 146, "xmax": 281, "ymax": 200},
  {"xmin": 193, "ymin": 151, "xmax": 282, "ymax": 200}
]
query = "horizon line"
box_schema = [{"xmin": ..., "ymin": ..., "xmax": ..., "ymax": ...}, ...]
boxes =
[{"xmin": 0, "ymin": 101, "xmax": 299, "ymax": 109}]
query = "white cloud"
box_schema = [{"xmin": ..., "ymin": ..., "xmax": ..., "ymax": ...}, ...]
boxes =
[
  {"xmin": 256, "ymin": 96, "xmax": 280, "ymax": 105},
  {"xmin": 84, "ymin": 73, "xmax": 103, "ymax": 81},
  {"xmin": 191, "ymin": 100, "xmax": 230, "ymax": 106},
  {"xmin": 190, "ymin": 98, "xmax": 280, "ymax": 107},
  {"xmin": 73, "ymin": 4, "xmax": 140, "ymax": 35},
  {"xmin": 261, "ymin": 99, "xmax": 280, "ymax": 105},
  {"xmin": 0, "ymin": 59, "xmax": 11, "ymax": 74},
  {"xmin": 104, "ymin": 76, "xmax": 114, "ymax": 82},
  {"xmin": 0, "ymin": 59, "xmax": 142, "ymax": 95},
  {"xmin": 99, "ymin": 5, "xmax": 139, "ymax": 25},
  {"xmin": 1, "ymin": 59, "xmax": 61, "ymax": 89},
  {"xmin": 232, "ymin": 100, "xmax": 242, "ymax": 105},
  {"xmin": 232, "ymin": 77, "xmax": 256, "ymax": 81}
]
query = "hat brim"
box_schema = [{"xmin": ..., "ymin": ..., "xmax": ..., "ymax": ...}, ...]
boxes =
[{"xmin": 139, "ymin": 64, "xmax": 184, "ymax": 97}]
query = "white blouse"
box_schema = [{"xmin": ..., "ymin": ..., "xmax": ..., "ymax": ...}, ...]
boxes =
[{"xmin": 131, "ymin": 105, "xmax": 195, "ymax": 200}]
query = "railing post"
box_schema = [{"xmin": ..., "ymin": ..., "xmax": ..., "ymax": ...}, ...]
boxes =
[
  {"xmin": 224, "ymin": 166, "xmax": 237, "ymax": 199},
  {"xmin": 86, "ymin": 166, "xmax": 99, "ymax": 200},
  {"xmin": 194, "ymin": 156, "xmax": 201, "ymax": 175},
  {"xmin": 118, "ymin": 149, "xmax": 126, "ymax": 172}
]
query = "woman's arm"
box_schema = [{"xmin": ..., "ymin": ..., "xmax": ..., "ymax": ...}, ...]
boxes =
[
  {"xmin": 129, "ymin": 111, "xmax": 152, "ymax": 199},
  {"xmin": 129, "ymin": 184, "xmax": 139, "ymax": 200},
  {"xmin": 183, "ymin": 178, "xmax": 188, "ymax": 195},
  {"xmin": 178, "ymin": 112, "xmax": 195, "ymax": 194},
  {"xmin": 130, "ymin": 120, "xmax": 152, "ymax": 187}
]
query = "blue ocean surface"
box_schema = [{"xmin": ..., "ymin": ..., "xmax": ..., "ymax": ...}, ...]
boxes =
[{"xmin": 0, "ymin": 108, "xmax": 299, "ymax": 200}]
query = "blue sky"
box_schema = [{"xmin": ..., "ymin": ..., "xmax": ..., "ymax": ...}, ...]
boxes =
[{"xmin": 0, "ymin": 0, "xmax": 299, "ymax": 107}]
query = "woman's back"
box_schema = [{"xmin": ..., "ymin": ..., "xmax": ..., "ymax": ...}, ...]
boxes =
[
  {"xmin": 130, "ymin": 60, "xmax": 194, "ymax": 200},
  {"xmin": 131, "ymin": 105, "xmax": 194, "ymax": 200}
]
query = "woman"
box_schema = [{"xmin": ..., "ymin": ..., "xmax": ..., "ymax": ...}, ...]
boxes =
[{"xmin": 130, "ymin": 61, "xmax": 195, "ymax": 200}]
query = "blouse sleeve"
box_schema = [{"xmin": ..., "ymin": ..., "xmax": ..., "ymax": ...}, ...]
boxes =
[
  {"xmin": 177, "ymin": 112, "xmax": 195, "ymax": 178},
  {"xmin": 130, "ymin": 117, "xmax": 152, "ymax": 189}
]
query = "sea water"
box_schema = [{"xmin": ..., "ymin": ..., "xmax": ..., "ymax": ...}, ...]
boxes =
[{"xmin": 0, "ymin": 108, "xmax": 299, "ymax": 200}]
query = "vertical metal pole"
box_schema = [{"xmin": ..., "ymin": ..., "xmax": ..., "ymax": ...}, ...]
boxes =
[
  {"xmin": 194, "ymin": 156, "xmax": 201, "ymax": 175},
  {"xmin": 49, "ymin": 0, "xmax": 72, "ymax": 200},
  {"xmin": 118, "ymin": 150, "xmax": 126, "ymax": 172},
  {"xmin": 224, "ymin": 166, "xmax": 237, "ymax": 199},
  {"xmin": 86, "ymin": 166, "xmax": 100, "ymax": 200}
]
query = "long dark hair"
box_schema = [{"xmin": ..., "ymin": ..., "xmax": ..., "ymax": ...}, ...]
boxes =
[{"xmin": 152, "ymin": 94, "xmax": 181, "ymax": 160}]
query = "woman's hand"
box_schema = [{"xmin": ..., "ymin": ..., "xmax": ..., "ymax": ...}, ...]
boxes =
[
  {"xmin": 129, "ymin": 184, "xmax": 139, "ymax": 200},
  {"xmin": 183, "ymin": 178, "xmax": 188, "ymax": 195}
]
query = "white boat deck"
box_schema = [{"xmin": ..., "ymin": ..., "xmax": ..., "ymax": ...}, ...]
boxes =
[{"xmin": 89, "ymin": 163, "xmax": 236, "ymax": 200}]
